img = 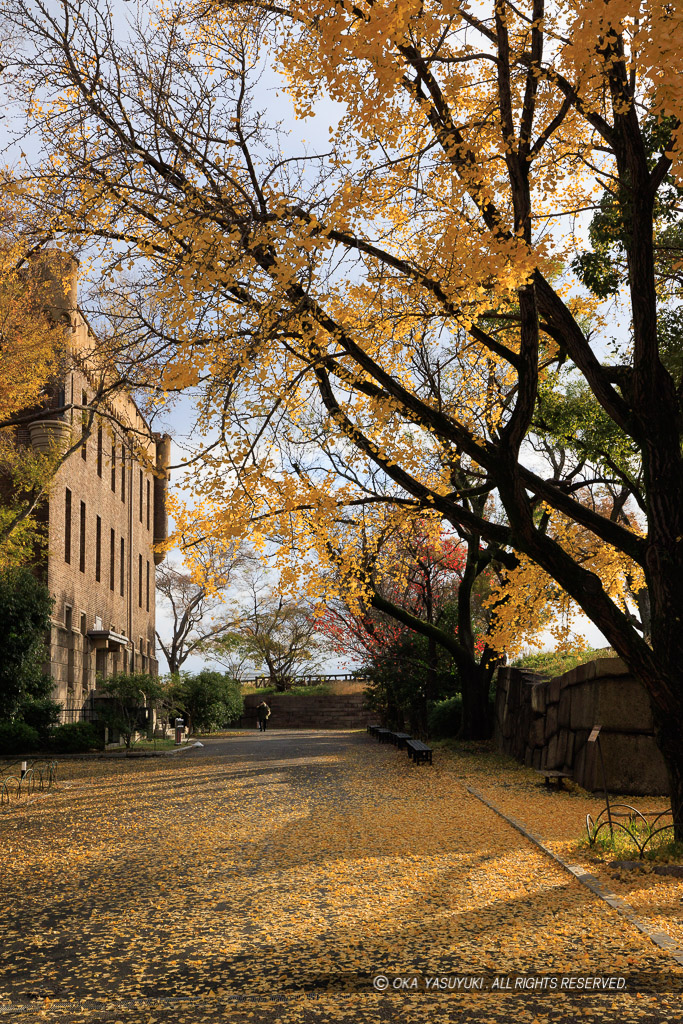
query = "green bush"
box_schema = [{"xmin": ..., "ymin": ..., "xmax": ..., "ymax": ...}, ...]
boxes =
[
  {"xmin": 428, "ymin": 696, "xmax": 463, "ymax": 738},
  {"xmin": 50, "ymin": 722, "xmax": 103, "ymax": 753},
  {"xmin": 0, "ymin": 721, "xmax": 40, "ymax": 754},
  {"xmin": 512, "ymin": 648, "xmax": 612, "ymax": 678},
  {"xmin": 172, "ymin": 671, "xmax": 243, "ymax": 732},
  {"xmin": 20, "ymin": 698, "xmax": 62, "ymax": 745}
]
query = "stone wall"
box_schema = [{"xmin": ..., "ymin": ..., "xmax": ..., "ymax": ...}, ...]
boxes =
[
  {"xmin": 242, "ymin": 693, "xmax": 372, "ymax": 729},
  {"xmin": 494, "ymin": 659, "xmax": 669, "ymax": 795}
]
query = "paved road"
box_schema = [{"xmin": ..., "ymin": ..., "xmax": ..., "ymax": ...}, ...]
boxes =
[{"xmin": 1, "ymin": 730, "xmax": 681, "ymax": 1024}]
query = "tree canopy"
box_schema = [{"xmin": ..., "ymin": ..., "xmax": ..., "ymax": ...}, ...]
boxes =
[{"xmin": 7, "ymin": 0, "xmax": 683, "ymax": 824}]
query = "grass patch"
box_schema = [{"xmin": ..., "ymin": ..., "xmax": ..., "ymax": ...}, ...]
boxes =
[
  {"xmin": 109, "ymin": 738, "xmax": 178, "ymax": 751},
  {"xmin": 512, "ymin": 647, "xmax": 617, "ymax": 678},
  {"xmin": 581, "ymin": 815, "xmax": 683, "ymax": 863}
]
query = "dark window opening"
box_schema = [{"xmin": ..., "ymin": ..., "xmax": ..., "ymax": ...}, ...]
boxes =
[
  {"xmin": 139, "ymin": 469, "xmax": 143, "ymax": 522},
  {"xmin": 79, "ymin": 501, "xmax": 86, "ymax": 574},
  {"xmin": 120, "ymin": 537, "xmax": 125, "ymax": 596},
  {"xmin": 138, "ymin": 553, "xmax": 143, "ymax": 608},
  {"xmin": 65, "ymin": 489, "xmax": 72, "ymax": 563},
  {"xmin": 111, "ymin": 443, "xmax": 116, "ymax": 492},
  {"xmin": 121, "ymin": 445, "xmax": 126, "ymax": 502},
  {"xmin": 110, "ymin": 529, "xmax": 115, "ymax": 591},
  {"xmin": 146, "ymin": 478, "xmax": 150, "ymax": 530},
  {"xmin": 95, "ymin": 516, "xmax": 102, "ymax": 582},
  {"xmin": 81, "ymin": 390, "xmax": 88, "ymax": 460},
  {"xmin": 146, "ymin": 560, "xmax": 150, "ymax": 612},
  {"xmin": 97, "ymin": 426, "xmax": 103, "ymax": 477}
]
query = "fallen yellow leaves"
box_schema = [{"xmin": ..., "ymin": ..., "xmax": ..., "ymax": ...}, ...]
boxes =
[{"xmin": 0, "ymin": 734, "xmax": 681, "ymax": 1024}]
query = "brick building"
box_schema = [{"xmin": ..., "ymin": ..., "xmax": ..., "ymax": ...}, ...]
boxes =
[{"xmin": 22, "ymin": 259, "xmax": 171, "ymax": 708}]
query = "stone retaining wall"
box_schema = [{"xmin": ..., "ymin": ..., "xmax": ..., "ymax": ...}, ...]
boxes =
[
  {"xmin": 242, "ymin": 692, "xmax": 371, "ymax": 729},
  {"xmin": 494, "ymin": 659, "xmax": 669, "ymax": 795}
]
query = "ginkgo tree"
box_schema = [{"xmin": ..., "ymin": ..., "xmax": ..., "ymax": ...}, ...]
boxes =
[{"xmin": 8, "ymin": 0, "xmax": 683, "ymax": 828}]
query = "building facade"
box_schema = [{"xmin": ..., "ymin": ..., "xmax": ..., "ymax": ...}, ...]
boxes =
[{"xmin": 21, "ymin": 259, "xmax": 171, "ymax": 706}]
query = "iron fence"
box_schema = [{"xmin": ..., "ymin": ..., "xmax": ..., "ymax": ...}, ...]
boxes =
[
  {"xmin": 57, "ymin": 701, "xmax": 99, "ymax": 724},
  {"xmin": 0, "ymin": 759, "xmax": 57, "ymax": 805},
  {"xmin": 244, "ymin": 672, "xmax": 367, "ymax": 688}
]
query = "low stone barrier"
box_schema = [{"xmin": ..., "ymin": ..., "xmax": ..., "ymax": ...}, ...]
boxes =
[{"xmin": 494, "ymin": 660, "xmax": 669, "ymax": 795}]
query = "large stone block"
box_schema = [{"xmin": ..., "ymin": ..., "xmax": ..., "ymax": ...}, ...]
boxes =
[
  {"xmin": 530, "ymin": 682, "xmax": 548, "ymax": 714},
  {"xmin": 569, "ymin": 677, "xmax": 653, "ymax": 732},
  {"xmin": 530, "ymin": 717, "xmax": 546, "ymax": 747},
  {"xmin": 558, "ymin": 689, "xmax": 572, "ymax": 729},
  {"xmin": 545, "ymin": 704, "xmax": 558, "ymax": 739},
  {"xmin": 590, "ymin": 732, "xmax": 668, "ymax": 796},
  {"xmin": 546, "ymin": 733, "xmax": 559, "ymax": 769}
]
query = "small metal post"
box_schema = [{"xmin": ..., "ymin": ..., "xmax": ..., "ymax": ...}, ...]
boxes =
[
  {"xmin": 20, "ymin": 761, "xmax": 27, "ymax": 780},
  {"xmin": 588, "ymin": 725, "xmax": 613, "ymax": 841}
]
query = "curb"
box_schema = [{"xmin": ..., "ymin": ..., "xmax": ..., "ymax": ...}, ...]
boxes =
[{"xmin": 466, "ymin": 785, "xmax": 683, "ymax": 967}]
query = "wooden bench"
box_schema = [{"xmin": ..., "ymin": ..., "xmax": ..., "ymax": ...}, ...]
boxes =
[
  {"xmin": 390, "ymin": 732, "xmax": 411, "ymax": 749},
  {"xmin": 367, "ymin": 725, "xmax": 381, "ymax": 737},
  {"xmin": 376, "ymin": 728, "xmax": 393, "ymax": 743},
  {"xmin": 406, "ymin": 739, "xmax": 433, "ymax": 765},
  {"xmin": 536, "ymin": 769, "xmax": 572, "ymax": 789}
]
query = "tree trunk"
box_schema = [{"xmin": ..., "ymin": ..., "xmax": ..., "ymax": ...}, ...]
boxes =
[
  {"xmin": 459, "ymin": 662, "xmax": 491, "ymax": 740},
  {"xmin": 649, "ymin": 694, "xmax": 683, "ymax": 841}
]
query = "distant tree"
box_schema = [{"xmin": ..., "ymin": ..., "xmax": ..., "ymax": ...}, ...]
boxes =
[
  {"xmin": 207, "ymin": 559, "xmax": 331, "ymax": 690},
  {"xmin": 155, "ymin": 539, "xmax": 247, "ymax": 675}
]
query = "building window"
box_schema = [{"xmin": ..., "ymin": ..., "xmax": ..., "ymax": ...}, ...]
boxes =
[
  {"xmin": 79, "ymin": 501, "xmax": 86, "ymax": 574},
  {"xmin": 65, "ymin": 606, "xmax": 74, "ymax": 690},
  {"xmin": 81, "ymin": 390, "xmax": 88, "ymax": 460},
  {"xmin": 111, "ymin": 443, "xmax": 116, "ymax": 492},
  {"xmin": 120, "ymin": 537, "xmax": 125, "ymax": 597},
  {"xmin": 121, "ymin": 445, "xmax": 126, "ymax": 502},
  {"xmin": 81, "ymin": 613, "xmax": 89, "ymax": 692},
  {"xmin": 139, "ymin": 469, "xmax": 143, "ymax": 522},
  {"xmin": 110, "ymin": 529, "xmax": 115, "ymax": 591},
  {"xmin": 146, "ymin": 478, "xmax": 150, "ymax": 530},
  {"xmin": 146, "ymin": 560, "xmax": 150, "ymax": 612},
  {"xmin": 97, "ymin": 426, "xmax": 103, "ymax": 477},
  {"xmin": 65, "ymin": 488, "xmax": 72, "ymax": 563},
  {"xmin": 95, "ymin": 516, "xmax": 102, "ymax": 582},
  {"xmin": 138, "ymin": 553, "xmax": 143, "ymax": 608},
  {"xmin": 140, "ymin": 637, "xmax": 146, "ymax": 673}
]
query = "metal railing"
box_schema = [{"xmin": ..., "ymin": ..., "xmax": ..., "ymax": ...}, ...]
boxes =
[
  {"xmin": 586, "ymin": 804, "xmax": 678, "ymax": 858},
  {"xmin": 57, "ymin": 701, "xmax": 99, "ymax": 724},
  {"xmin": 0, "ymin": 759, "xmax": 57, "ymax": 806},
  {"xmin": 244, "ymin": 672, "xmax": 367, "ymax": 688}
]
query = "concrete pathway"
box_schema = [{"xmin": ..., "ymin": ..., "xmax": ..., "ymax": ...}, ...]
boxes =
[{"xmin": 0, "ymin": 730, "xmax": 681, "ymax": 1023}]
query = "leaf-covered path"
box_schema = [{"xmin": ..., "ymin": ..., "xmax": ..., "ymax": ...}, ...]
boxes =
[{"xmin": 1, "ymin": 731, "xmax": 682, "ymax": 1023}]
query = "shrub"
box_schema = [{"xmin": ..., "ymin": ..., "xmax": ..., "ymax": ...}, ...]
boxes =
[
  {"xmin": 172, "ymin": 671, "xmax": 243, "ymax": 732},
  {"xmin": 98, "ymin": 673, "xmax": 163, "ymax": 748},
  {"xmin": 20, "ymin": 698, "xmax": 62, "ymax": 745},
  {"xmin": 428, "ymin": 696, "xmax": 463, "ymax": 739},
  {"xmin": 0, "ymin": 721, "xmax": 40, "ymax": 754},
  {"xmin": 50, "ymin": 722, "xmax": 103, "ymax": 753},
  {"xmin": 512, "ymin": 648, "xmax": 611, "ymax": 678}
]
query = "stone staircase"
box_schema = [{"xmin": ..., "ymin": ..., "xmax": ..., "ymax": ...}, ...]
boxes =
[{"xmin": 242, "ymin": 692, "xmax": 371, "ymax": 729}]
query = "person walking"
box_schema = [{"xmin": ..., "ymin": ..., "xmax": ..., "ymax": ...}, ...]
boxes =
[{"xmin": 256, "ymin": 700, "xmax": 271, "ymax": 732}]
